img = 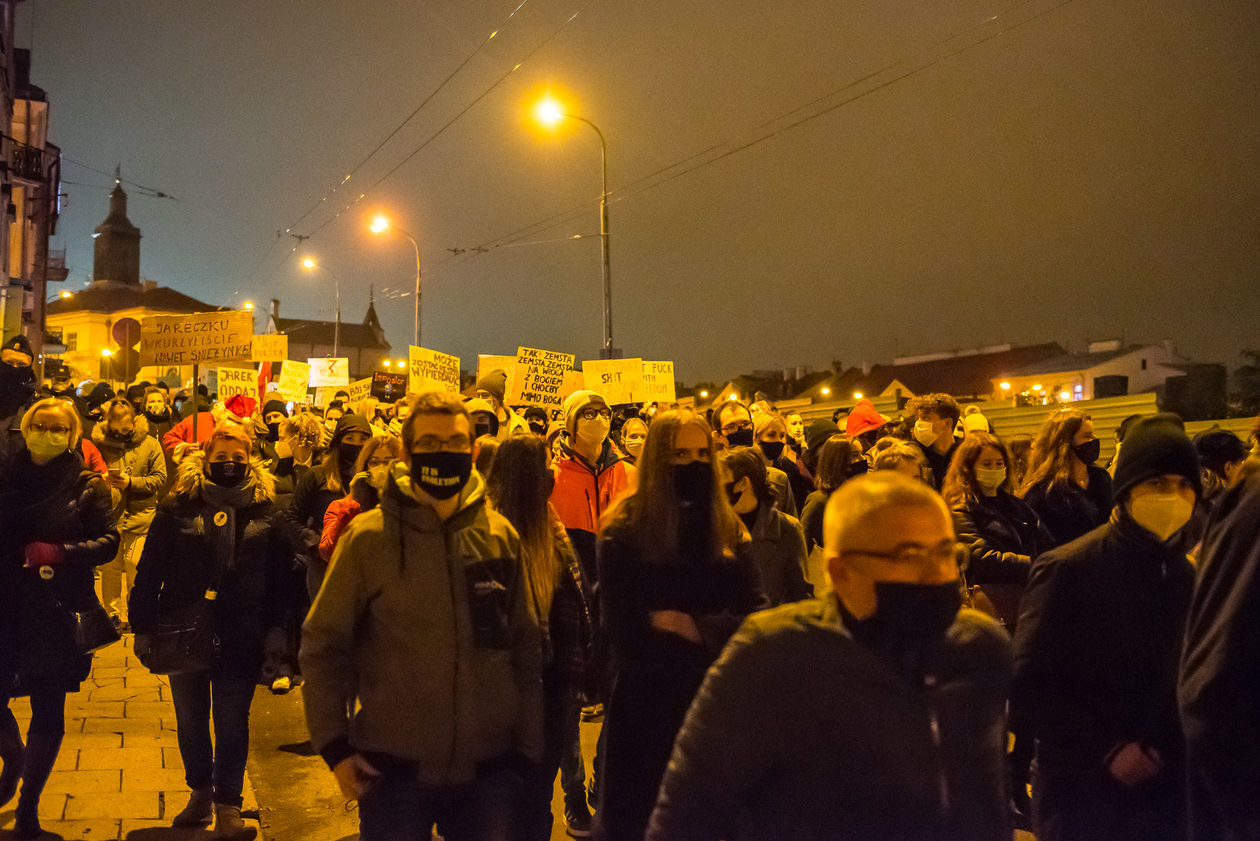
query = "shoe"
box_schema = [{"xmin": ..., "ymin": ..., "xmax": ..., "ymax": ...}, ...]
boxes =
[
  {"xmin": 110, "ymin": 614, "xmax": 123, "ymax": 634},
  {"xmin": 270, "ymin": 676, "xmax": 292, "ymax": 695},
  {"xmin": 172, "ymin": 787, "xmax": 214, "ymax": 827},
  {"xmin": 580, "ymin": 703, "xmax": 604, "ymax": 723},
  {"xmin": 13, "ymin": 800, "xmax": 41, "ymax": 840},
  {"xmin": 564, "ymin": 801, "xmax": 592, "ymax": 838},
  {"xmin": 214, "ymin": 803, "xmax": 258, "ymax": 841}
]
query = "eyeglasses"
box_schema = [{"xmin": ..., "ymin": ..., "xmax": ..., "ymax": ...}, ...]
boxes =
[
  {"xmin": 842, "ymin": 539, "xmax": 960, "ymax": 567},
  {"xmin": 365, "ymin": 457, "xmax": 392, "ymax": 468},
  {"xmin": 579, "ymin": 407, "xmax": 612, "ymax": 422},
  {"xmin": 30, "ymin": 423, "xmax": 71, "ymax": 436},
  {"xmin": 721, "ymin": 420, "xmax": 753, "ymax": 435},
  {"xmin": 412, "ymin": 434, "xmax": 471, "ymax": 453}
]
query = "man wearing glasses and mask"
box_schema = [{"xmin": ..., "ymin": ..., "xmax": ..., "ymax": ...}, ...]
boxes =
[{"xmin": 647, "ymin": 472, "xmax": 1011, "ymax": 841}]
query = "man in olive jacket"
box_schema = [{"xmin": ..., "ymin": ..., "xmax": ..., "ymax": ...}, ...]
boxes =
[
  {"xmin": 646, "ymin": 472, "xmax": 1011, "ymax": 841},
  {"xmin": 301, "ymin": 391, "xmax": 543, "ymax": 841}
]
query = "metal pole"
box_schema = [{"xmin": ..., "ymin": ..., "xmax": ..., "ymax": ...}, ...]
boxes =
[
  {"xmin": 572, "ymin": 116, "xmax": 611, "ymax": 357},
  {"xmin": 408, "ymin": 233, "xmax": 421, "ymax": 348},
  {"xmin": 334, "ymin": 274, "xmax": 340, "ymax": 359}
]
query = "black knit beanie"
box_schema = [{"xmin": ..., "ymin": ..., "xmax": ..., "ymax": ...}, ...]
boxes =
[
  {"xmin": 1112, "ymin": 414, "xmax": 1201, "ymax": 503},
  {"xmin": 262, "ymin": 399, "xmax": 289, "ymax": 418}
]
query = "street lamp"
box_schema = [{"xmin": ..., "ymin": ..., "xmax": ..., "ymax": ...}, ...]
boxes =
[
  {"xmin": 243, "ymin": 301, "xmax": 254, "ymax": 311},
  {"xmin": 301, "ymin": 257, "xmax": 341, "ymax": 358},
  {"xmin": 534, "ymin": 96, "xmax": 614, "ymax": 358},
  {"xmin": 370, "ymin": 215, "xmax": 422, "ymax": 347}
]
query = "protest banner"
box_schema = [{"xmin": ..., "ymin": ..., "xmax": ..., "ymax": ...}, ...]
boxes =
[
  {"xmin": 560, "ymin": 369, "xmax": 585, "ymax": 400},
  {"xmin": 217, "ymin": 367, "xmax": 257, "ymax": 402},
  {"xmin": 507, "ymin": 346, "xmax": 574, "ymax": 408},
  {"xmin": 409, "ymin": 346, "xmax": 461, "ymax": 394},
  {"xmin": 314, "ymin": 377, "xmax": 372, "ymax": 407},
  {"xmin": 583, "ymin": 357, "xmax": 644, "ymax": 405},
  {"xmin": 477, "ymin": 354, "xmax": 517, "ymax": 382},
  {"xmin": 138, "ymin": 311, "xmax": 252, "ymax": 367},
  {"xmin": 251, "ymin": 333, "xmax": 288, "ymax": 362},
  {"xmin": 371, "ymin": 370, "xmax": 408, "ymax": 402},
  {"xmin": 308, "ymin": 357, "xmax": 349, "ymax": 388},
  {"xmin": 276, "ymin": 360, "xmax": 311, "ymax": 403},
  {"xmin": 641, "ymin": 360, "xmax": 677, "ymax": 403}
]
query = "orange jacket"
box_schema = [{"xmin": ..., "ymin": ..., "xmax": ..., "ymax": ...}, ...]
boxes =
[{"xmin": 550, "ymin": 443, "xmax": 635, "ymax": 576}]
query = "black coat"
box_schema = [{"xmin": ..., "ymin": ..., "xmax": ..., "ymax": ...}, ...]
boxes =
[
  {"xmin": 285, "ymin": 463, "xmax": 345, "ymax": 558},
  {"xmin": 1022, "ymin": 465, "xmax": 1113, "ymax": 549},
  {"xmin": 951, "ymin": 491, "xmax": 1052, "ymax": 628},
  {"xmin": 1180, "ymin": 470, "xmax": 1260, "ymax": 841},
  {"xmin": 0, "ymin": 449, "xmax": 119, "ymax": 694},
  {"xmin": 130, "ymin": 457, "xmax": 293, "ymax": 681},
  {"xmin": 595, "ymin": 512, "xmax": 767, "ymax": 841},
  {"xmin": 1012, "ymin": 510, "xmax": 1194, "ymax": 832}
]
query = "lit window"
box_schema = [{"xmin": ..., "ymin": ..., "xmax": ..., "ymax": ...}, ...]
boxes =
[{"xmin": 65, "ymin": 332, "xmax": 77, "ymax": 352}]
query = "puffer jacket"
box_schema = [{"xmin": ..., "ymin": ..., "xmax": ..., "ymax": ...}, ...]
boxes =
[
  {"xmin": 129, "ymin": 452, "xmax": 292, "ymax": 681},
  {"xmin": 92, "ymin": 416, "xmax": 167, "ymax": 533},
  {"xmin": 646, "ymin": 596, "xmax": 1012, "ymax": 841},
  {"xmin": 550, "ymin": 437, "xmax": 635, "ymax": 579},
  {"xmin": 951, "ymin": 491, "xmax": 1052, "ymax": 629},
  {"xmin": 300, "ymin": 462, "xmax": 544, "ymax": 786}
]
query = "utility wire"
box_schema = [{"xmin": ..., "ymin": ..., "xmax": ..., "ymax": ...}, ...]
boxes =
[{"xmin": 60, "ymin": 157, "xmax": 178, "ymax": 200}]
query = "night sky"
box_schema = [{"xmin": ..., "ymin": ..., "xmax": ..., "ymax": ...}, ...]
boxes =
[{"xmin": 21, "ymin": 0, "xmax": 1260, "ymax": 383}]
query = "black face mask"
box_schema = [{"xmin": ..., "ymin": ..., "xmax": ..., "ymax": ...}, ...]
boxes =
[
  {"xmin": 266, "ymin": 422, "xmax": 282, "ymax": 442},
  {"xmin": 673, "ymin": 460, "xmax": 714, "ymax": 508},
  {"xmin": 410, "ymin": 451, "xmax": 473, "ymax": 500},
  {"xmin": 856, "ymin": 581, "xmax": 962, "ymax": 648},
  {"xmin": 339, "ymin": 442, "xmax": 363, "ymax": 469},
  {"xmin": 759, "ymin": 440, "xmax": 785, "ymax": 462},
  {"xmin": 473, "ymin": 414, "xmax": 499, "ymax": 439},
  {"xmin": 724, "ymin": 480, "xmax": 740, "ymax": 507},
  {"xmin": 1074, "ymin": 438, "xmax": 1101, "ymax": 466},
  {"xmin": 208, "ymin": 460, "xmax": 248, "ymax": 488},
  {"xmin": 725, "ymin": 428, "xmax": 754, "ymax": 448},
  {"xmin": 0, "ymin": 363, "xmax": 34, "ymax": 394}
]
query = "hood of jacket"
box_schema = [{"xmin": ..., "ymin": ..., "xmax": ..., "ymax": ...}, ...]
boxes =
[
  {"xmin": 173, "ymin": 448, "xmax": 275, "ymax": 505},
  {"xmin": 91, "ymin": 415, "xmax": 151, "ymax": 451}
]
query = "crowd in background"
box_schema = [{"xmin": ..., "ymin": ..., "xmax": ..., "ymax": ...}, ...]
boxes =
[{"xmin": 1, "ymin": 328, "xmax": 1259, "ymax": 841}]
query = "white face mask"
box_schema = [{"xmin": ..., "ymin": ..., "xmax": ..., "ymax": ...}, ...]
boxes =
[
  {"xmin": 1129, "ymin": 492, "xmax": 1195, "ymax": 541},
  {"xmin": 913, "ymin": 421, "xmax": 939, "ymax": 447},
  {"xmin": 974, "ymin": 467, "xmax": 1007, "ymax": 496},
  {"xmin": 576, "ymin": 416, "xmax": 610, "ymax": 450}
]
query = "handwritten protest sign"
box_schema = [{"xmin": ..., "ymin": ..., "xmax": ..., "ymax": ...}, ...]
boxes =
[
  {"xmin": 583, "ymin": 358, "xmax": 644, "ymax": 405},
  {"xmin": 217, "ymin": 367, "xmax": 257, "ymax": 402},
  {"xmin": 560, "ymin": 369, "xmax": 585, "ymax": 400},
  {"xmin": 371, "ymin": 371, "xmax": 408, "ymax": 402},
  {"xmin": 477, "ymin": 354, "xmax": 516, "ymax": 383},
  {"xmin": 139, "ymin": 311, "xmax": 252, "ymax": 367},
  {"xmin": 315, "ymin": 378, "xmax": 372, "ymax": 408},
  {"xmin": 409, "ymin": 346, "xmax": 461, "ymax": 394},
  {"xmin": 641, "ymin": 361, "xmax": 676, "ymax": 403},
  {"xmin": 276, "ymin": 360, "xmax": 311, "ymax": 403},
  {"xmin": 507, "ymin": 347, "xmax": 574, "ymax": 408},
  {"xmin": 308, "ymin": 358, "xmax": 349, "ymax": 388},
  {"xmin": 251, "ymin": 334, "xmax": 288, "ymax": 362}
]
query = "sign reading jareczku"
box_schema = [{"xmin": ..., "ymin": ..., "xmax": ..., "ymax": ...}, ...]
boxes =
[{"xmin": 139, "ymin": 311, "xmax": 253, "ymax": 367}]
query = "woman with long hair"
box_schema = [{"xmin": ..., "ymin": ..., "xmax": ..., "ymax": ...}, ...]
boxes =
[
  {"xmin": 130, "ymin": 424, "xmax": 291, "ymax": 840},
  {"xmin": 1020, "ymin": 409, "xmax": 1112, "ymax": 548},
  {"xmin": 319, "ymin": 436, "xmax": 404, "ymax": 562},
  {"xmin": 483, "ymin": 436, "xmax": 589, "ymax": 841},
  {"xmin": 0, "ymin": 398, "xmax": 118, "ymax": 840},
  {"xmin": 752, "ymin": 411, "xmax": 803, "ymax": 516},
  {"xmin": 594, "ymin": 409, "xmax": 766, "ymax": 841},
  {"xmin": 719, "ymin": 446, "xmax": 810, "ymax": 606},
  {"xmin": 798, "ymin": 433, "xmax": 854, "ymax": 553}
]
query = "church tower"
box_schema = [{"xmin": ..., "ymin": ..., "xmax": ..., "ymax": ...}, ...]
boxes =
[{"xmin": 92, "ymin": 167, "xmax": 141, "ymax": 285}]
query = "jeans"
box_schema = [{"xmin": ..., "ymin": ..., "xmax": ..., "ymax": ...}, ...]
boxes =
[
  {"xmin": 101, "ymin": 532, "xmax": 146, "ymax": 622},
  {"xmin": 359, "ymin": 769, "xmax": 522, "ymax": 841},
  {"xmin": 168, "ymin": 672, "xmax": 256, "ymax": 807},
  {"xmin": 559, "ymin": 714, "xmax": 604, "ymax": 810}
]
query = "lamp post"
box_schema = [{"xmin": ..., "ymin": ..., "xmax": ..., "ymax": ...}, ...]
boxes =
[
  {"xmin": 534, "ymin": 97, "xmax": 614, "ymax": 358},
  {"xmin": 370, "ymin": 216, "xmax": 422, "ymax": 347},
  {"xmin": 301, "ymin": 257, "xmax": 341, "ymax": 358}
]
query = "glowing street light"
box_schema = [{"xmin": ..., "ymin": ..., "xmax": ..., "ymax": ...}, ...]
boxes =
[
  {"xmin": 1000, "ymin": 381, "xmax": 1011, "ymax": 391},
  {"xmin": 853, "ymin": 392, "xmax": 863, "ymax": 400},
  {"xmin": 243, "ymin": 301, "xmax": 254, "ymax": 311},
  {"xmin": 301, "ymin": 257, "xmax": 341, "ymax": 358},
  {"xmin": 532, "ymin": 94, "xmax": 614, "ymax": 358},
  {"xmin": 821, "ymin": 387, "xmax": 831, "ymax": 396},
  {"xmin": 699, "ymin": 390, "xmax": 709, "ymax": 399},
  {"xmin": 59, "ymin": 290, "xmax": 72, "ymax": 299},
  {"xmin": 369, "ymin": 215, "xmax": 422, "ymax": 346},
  {"xmin": 100, "ymin": 348, "xmax": 113, "ymax": 358},
  {"xmin": 383, "ymin": 360, "xmax": 392, "ymax": 368}
]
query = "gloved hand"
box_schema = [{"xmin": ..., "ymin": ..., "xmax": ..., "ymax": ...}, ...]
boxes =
[{"xmin": 24, "ymin": 542, "xmax": 65, "ymax": 568}]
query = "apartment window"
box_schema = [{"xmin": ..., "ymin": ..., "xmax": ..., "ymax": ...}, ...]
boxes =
[
  {"xmin": 1141, "ymin": 358, "xmax": 1148, "ymax": 370},
  {"xmin": 65, "ymin": 332, "xmax": 77, "ymax": 352}
]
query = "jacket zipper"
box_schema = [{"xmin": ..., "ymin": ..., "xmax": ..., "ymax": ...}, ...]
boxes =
[{"xmin": 924, "ymin": 673, "xmax": 951, "ymax": 815}]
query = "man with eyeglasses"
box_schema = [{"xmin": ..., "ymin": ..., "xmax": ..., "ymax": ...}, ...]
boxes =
[
  {"xmin": 647, "ymin": 471, "xmax": 1011, "ymax": 841},
  {"xmin": 301, "ymin": 390, "xmax": 543, "ymax": 841},
  {"xmin": 713, "ymin": 400, "xmax": 798, "ymax": 517}
]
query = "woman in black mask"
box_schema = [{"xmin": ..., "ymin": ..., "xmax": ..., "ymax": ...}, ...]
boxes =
[
  {"xmin": 1019, "ymin": 409, "xmax": 1113, "ymax": 548},
  {"xmin": 286, "ymin": 414, "xmax": 372, "ymax": 599},
  {"xmin": 130, "ymin": 424, "xmax": 291, "ymax": 840},
  {"xmin": 595, "ymin": 409, "xmax": 767, "ymax": 841}
]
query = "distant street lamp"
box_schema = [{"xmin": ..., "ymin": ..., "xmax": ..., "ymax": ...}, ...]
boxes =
[
  {"xmin": 370, "ymin": 215, "xmax": 422, "ymax": 347},
  {"xmin": 534, "ymin": 96, "xmax": 614, "ymax": 358},
  {"xmin": 301, "ymin": 257, "xmax": 341, "ymax": 358},
  {"xmin": 243, "ymin": 301, "xmax": 255, "ymax": 311}
]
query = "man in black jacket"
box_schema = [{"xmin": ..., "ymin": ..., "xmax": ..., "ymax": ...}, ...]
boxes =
[
  {"xmin": 1013, "ymin": 414, "xmax": 1200, "ymax": 841},
  {"xmin": 646, "ymin": 472, "xmax": 1011, "ymax": 841}
]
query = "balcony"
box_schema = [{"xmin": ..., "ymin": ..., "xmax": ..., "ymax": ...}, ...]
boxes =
[
  {"xmin": 34, "ymin": 248, "xmax": 69, "ymax": 283},
  {"xmin": 9, "ymin": 143, "xmax": 45, "ymax": 184}
]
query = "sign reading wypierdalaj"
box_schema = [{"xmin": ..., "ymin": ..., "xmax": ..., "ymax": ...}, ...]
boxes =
[{"xmin": 139, "ymin": 312, "xmax": 253, "ymax": 367}]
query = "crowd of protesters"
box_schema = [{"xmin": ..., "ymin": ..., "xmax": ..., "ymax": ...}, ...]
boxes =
[{"xmin": 0, "ymin": 329, "xmax": 1258, "ymax": 841}]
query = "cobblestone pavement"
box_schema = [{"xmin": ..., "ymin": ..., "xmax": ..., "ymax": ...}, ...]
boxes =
[{"xmin": 0, "ymin": 635, "xmax": 262, "ymax": 841}]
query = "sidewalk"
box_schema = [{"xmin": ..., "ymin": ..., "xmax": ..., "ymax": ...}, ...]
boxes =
[{"xmin": 0, "ymin": 635, "xmax": 263, "ymax": 841}]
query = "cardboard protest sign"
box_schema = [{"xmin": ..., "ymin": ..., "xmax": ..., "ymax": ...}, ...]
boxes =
[
  {"xmin": 477, "ymin": 354, "xmax": 516, "ymax": 383},
  {"xmin": 409, "ymin": 346, "xmax": 461, "ymax": 394},
  {"xmin": 251, "ymin": 334, "xmax": 288, "ymax": 362},
  {"xmin": 314, "ymin": 378, "xmax": 372, "ymax": 408},
  {"xmin": 276, "ymin": 360, "xmax": 311, "ymax": 403},
  {"xmin": 583, "ymin": 358, "xmax": 644, "ymax": 405},
  {"xmin": 507, "ymin": 347, "xmax": 574, "ymax": 408},
  {"xmin": 139, "ymin": 311, "xmax": 253, "ymax": 367},
  {"xmin": 641, "ymin": 361, "xmax": 677, "ymax": 403},
  {"xmin": 308, "ymin": 358, "xmax": 349, "ymax": 388},
  {"xmin": 560, "ymin": 369, "xmax": 585, "ymax": 400},
  {"xmin": 371, "ymin": 371, "xmax": 408, "ymax": 402},
  {"xmin": 217, "ymin": 367, "xmax": 257, "ymax": 402}
]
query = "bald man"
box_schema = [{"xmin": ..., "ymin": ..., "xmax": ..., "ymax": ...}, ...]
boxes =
[{"xmin": 646, "ymin": 472, "xmax": 1011, "ymax": 841}]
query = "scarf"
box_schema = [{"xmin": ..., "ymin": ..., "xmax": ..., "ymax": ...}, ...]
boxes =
[{"xmin": 199, "ymin": 476, "xmax": 257, "ymax": 574}]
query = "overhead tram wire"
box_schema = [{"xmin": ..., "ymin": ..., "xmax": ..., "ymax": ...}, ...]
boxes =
[
  {"xmin": 60, "ymin": 157, "xmax": 177, "ymax": 199},
  {"xmin": 281, "ymin": 0, "xmax": 539, "ymax": 237}
]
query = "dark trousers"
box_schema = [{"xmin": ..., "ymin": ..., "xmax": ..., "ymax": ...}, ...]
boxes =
[
  {"xmin": 559, "ymin": 714, "xmax": 605, "ymax": 810},
  {"xmin": 359, "ymin": 769, "xmax": 522, "ymax": 841},
  {"xmin": 168, "ymin": 671, "xmax": 256, "ymax": 807},
  {"xmin": 1032, "ymin": 759, "xmax": 1184, "ymax": 841}
]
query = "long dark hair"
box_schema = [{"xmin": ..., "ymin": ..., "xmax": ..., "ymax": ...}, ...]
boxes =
[
  {"xmin": 942, "ymin": 432, "xmax": 1013, "ymax": 507},
  {"xmin": 1020, "ymin": 409, "xmax": 1091, "ymax": 496},
  {"xmin": 485, "ymin": 436, "xmax": 559, "ymax": 618},
  {"xmin": 609, "ymin": 409, "xmax": 741, "ymax": 564},
  {"xmin": 814, "ymin": 433, "xmax": 853, "ymax": 494}
]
